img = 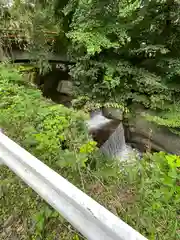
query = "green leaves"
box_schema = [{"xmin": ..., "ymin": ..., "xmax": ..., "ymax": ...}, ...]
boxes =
[
  {"xmin": 3, "ymin": 0, "xmax": 180, "ymax": 121},
  {"xmin": 68, "ymin": 30, "xmax": 119, "ymax": 55},
  {"xmin": 141, "ymin": 152, "xmax": 180, "ymax": 204},
  {"xmin": 32, "ymin": 206, "xmax": 60, "ymax": 238},
  {"xmin": 117, "ymin": 152, "xmax": 180, "ymax": 239},
  {"xmin": 65, "ymin": 0, "xmax": 180, "ymax": 124},
  {"xmin": 118, "ymin": 0, "xmax": 141, "ymax": 17},
  {"xmin": 166, "ymin": 154, "xmax": 180, "ymax": 168},
  {"xmin": 0, "ymin": 65, "xmax": 95, "ymax": 170}
]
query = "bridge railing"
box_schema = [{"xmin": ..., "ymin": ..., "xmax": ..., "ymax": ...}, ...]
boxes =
[
  {"xmin": 0, "ymin": 132, "xmax": 147, "ymax": 240},
  {"xmin": 0, "ymin": 28, "xmax": 58, "ymax": 40}
]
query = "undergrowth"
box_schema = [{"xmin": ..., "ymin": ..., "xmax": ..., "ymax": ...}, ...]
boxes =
[{"xmin": 0, "ymin": 65, "xmax": 180, "ymax": 240}]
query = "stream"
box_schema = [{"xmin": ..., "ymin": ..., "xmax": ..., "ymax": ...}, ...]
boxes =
[{"xmin": 87, "ymin": 110, "xmax": 138, "ymax": 161}]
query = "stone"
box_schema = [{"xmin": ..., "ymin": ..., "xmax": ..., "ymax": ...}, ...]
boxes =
[
  {"xmin": 102, "ymin": 107, "xmax": 123, "ymax": 121},
  {"xmin": 0, "ymin": 46, "xmax": 4, "ymax": 60},
  {"xmin": 57, "ymin": 80, "xmax": 73, "ymax": 96},
  {"xmin": 88, "ymin": 110, "xmax": 120, "ymax": 146},
  {"xmin": 125, "ymin": 113, "xmax": 180, "ymax": 155}
]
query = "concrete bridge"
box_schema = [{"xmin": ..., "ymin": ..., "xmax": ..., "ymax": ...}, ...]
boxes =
[
  {"xmin": 0, "ymin": 49, "xmax": 72, "ymax": 64},
  {"xmin": 0, "ymin": 29, "xmax": 73, "ymax": 64}
]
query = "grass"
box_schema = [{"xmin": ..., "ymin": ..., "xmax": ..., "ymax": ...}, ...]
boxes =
[
  {"xmin": 0, "ymin": 166, "xmax": 84, "ymax": 240},
  {"xmin": 1, "ymin": 156, "xmax": 180, "ymax": 240}
]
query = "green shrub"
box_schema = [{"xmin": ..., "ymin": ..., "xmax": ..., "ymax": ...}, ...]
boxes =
[
  {"xmin": 118, "ymin": 152, "xmax": 180, "ymax": 239},
  {"xmin": 0, "ymin": 64, "xmax": 97, "ymax": 169}
]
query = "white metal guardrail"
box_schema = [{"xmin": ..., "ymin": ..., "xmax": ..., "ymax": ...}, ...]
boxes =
[{"xmin": 0, "ymin": 132, "xmax": 147, "ymax": 240}]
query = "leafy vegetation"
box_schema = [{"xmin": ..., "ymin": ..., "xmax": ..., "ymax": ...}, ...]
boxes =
[
  {"xmin": 0, "ymin": 64, "xmax": 98, "ymax": 169},
  {"xmin": 0, "ymin": 64, "xmax": 98, "ymax": 240},
  {"xmin": 66, "ymin": 0, "xmax": 180, "ymax": 132},
  {"xmin": 1, "ymin": 0, "xmax": 180, "ymax": 130},
  {"xmin": 0, "ymin": 65, "xmax": 180, "ymax": 239}
]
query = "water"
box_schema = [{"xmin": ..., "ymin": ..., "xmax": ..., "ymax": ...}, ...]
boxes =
[
  {"xmin": 87, "ymin": 110, "xmax": 136, "ymax": 162},
  {"xmin": 87, "ymin": 110, "xmax": 112, "ymax": 131},
  {"xmin": 100, "ymin": 121, "xmax": 137, "ymax": 161}
]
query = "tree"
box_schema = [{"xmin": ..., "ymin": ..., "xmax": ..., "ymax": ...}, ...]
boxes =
[
  {"xmin": 2, "ymin": 0, "xmax": 180, "ymax": 131},
  {"xmin": 67, "ymin": 0, "xmax": 180, "ymax": 132}
]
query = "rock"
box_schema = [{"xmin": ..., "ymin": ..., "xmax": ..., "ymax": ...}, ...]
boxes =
[
  {"xmin": 128, "ymin": 135, "xmax": 165, "ymax": 152},
  {"xmin": 88, "ymin": 111, "xmax": 120, "ymax": 147},
  {"xmin": 102, "ymin": 107, "xmax": 123, "ymax": 120},
  {"xmin": 90, "ymin": 118, "xmax": 120, "ymax": 147},
  {"xmin": 57, "ymin": 80, "xmax": 73, "ymax": 96},
  {"xmin": 125, "ymin": 114, "xmax": 180, "ymax": 155},
  {"xmin": 0, "ymin": 46, "xmax": 5, "ymax": 61},
  {"xmin": 52, "ymin": 93, "xmax": 72, "ymax": 107}
]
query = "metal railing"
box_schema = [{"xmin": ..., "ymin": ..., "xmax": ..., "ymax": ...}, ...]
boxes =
[{"xmin": 0, "ymin": 132, "xmax": 147, "ymax": 240}]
